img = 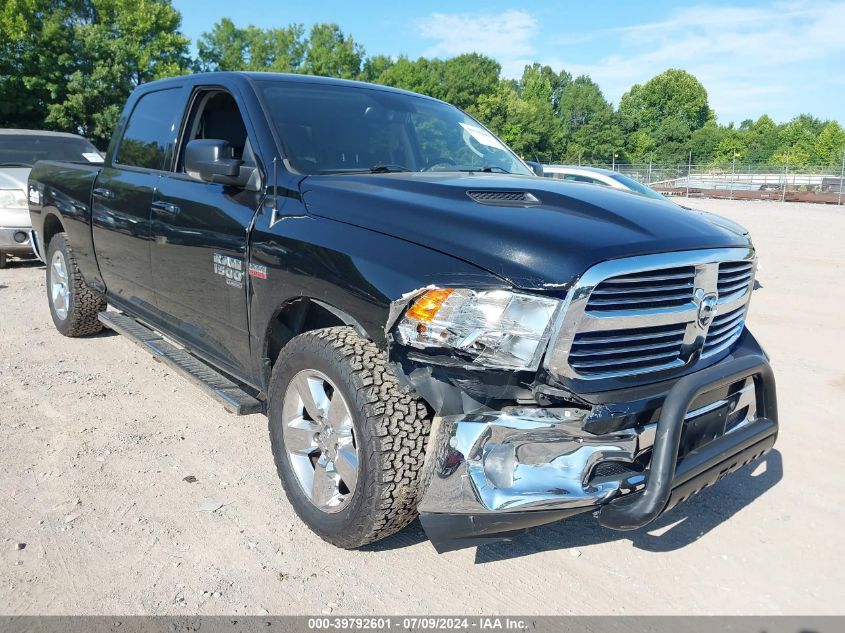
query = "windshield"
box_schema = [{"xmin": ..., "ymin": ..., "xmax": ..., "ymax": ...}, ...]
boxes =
[
  {"xmin": 609, "ymin": 173, "xmax": 666, "ymax": 201},
  {"xmin": 0, "ymin": 134, "xmax": 102, "ymax": 167},
  {"xmin": 258, "ymin": 81, "xmax": 533, "ymax": 176}
]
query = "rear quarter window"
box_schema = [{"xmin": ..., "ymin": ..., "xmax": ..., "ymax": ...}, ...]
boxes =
[
  {"xmin": 564, "ymin": 174, "xmax": 601, "ymax": 184},
  {"xmin": 115, "ymin": 88, "xmax": 183, "ymax": 170}
]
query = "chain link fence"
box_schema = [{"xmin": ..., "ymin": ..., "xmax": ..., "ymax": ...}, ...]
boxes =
[{"xmin": 569, "ymin": 159, "xmax": 845, "ymax": 205}]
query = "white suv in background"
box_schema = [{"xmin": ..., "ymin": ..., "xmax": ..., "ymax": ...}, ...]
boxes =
[
  {"xmin": 542, "ymin": 165, "xmax": 668, "ymax": 201},
  {"xmin": 543, "ymin": 164, "xmax": 752, "ymax": 240}
]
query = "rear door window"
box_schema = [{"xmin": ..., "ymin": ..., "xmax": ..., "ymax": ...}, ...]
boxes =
[{"xmin": 115, "ymin": 88, "xmax": 184, "ymax": 170}]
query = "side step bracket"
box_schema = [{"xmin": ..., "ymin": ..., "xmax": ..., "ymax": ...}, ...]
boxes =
[{"xmin": 98, "ymin": 311, "xmax": 263, "ymax": 415}]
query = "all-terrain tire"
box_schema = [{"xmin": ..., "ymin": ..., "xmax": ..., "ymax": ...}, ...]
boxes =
[
  {"xmin": 46, "ymin": 233, "xmax": 106, "ymax": 337},
  {"xmin": 268, "ymin": 326, "xmax": 431, "ymax": 548}
]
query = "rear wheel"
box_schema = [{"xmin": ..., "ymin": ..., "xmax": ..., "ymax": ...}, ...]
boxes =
[
  {"xmin": 46, "ymin": 233, "xmax": 106, "ymax": 337},
  {"xmin": 268, "ymin": 326, "xmax": 431, "ymax": 548}
]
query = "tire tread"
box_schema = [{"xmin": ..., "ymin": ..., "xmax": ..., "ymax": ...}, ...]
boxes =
[
  {"xmin": 269, "ymin": 326, "xmax": 431, "ymax": 548},
  {"xmin": 47, "ymin": 233, "xmax": 106, "ymax": 337}
]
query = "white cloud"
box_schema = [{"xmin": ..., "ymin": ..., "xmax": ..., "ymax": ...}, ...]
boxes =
[
  {"xmin": 415, "ymin": 2, "xmax": 845, "ymax": 123},
  {"xmin": 547, "ymin": 1, "xmax": 845, "ymax": 122},
  {"xmin": 416, "ymin": 9, "xmax": 538, "ymax": 76}
]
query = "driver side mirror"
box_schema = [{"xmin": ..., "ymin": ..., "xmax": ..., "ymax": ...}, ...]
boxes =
[
  {"xmin": 185, "ymin": 139, "xmax": 254, "ymax": 187},
  {"xmin": 525, "ymin": 161, "xmax": 544, "ymax": 177}
]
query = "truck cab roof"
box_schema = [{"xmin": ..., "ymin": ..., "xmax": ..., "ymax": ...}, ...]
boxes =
[{"xmin": 137, "ymin": 71, "xmax": 445, "ymax": 104}]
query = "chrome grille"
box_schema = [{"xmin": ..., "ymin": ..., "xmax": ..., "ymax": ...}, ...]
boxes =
[
  {"xmin": 545, "ymin": 248, "xmax": 756, "ymax": 381},
  {"xmin": 569, "ymin": 323, "xmax": 686, "ymax": 375},
  {"xmin": 702, "ymin": 305, "xmax": 745, "ymax": 357},
  {"xmin": 586, "ymin": 266, "xmax": 695, "ymax": 311},
  {"xmin": 717, "ymin": 261, "xmax": 754, "ymax": 297}
]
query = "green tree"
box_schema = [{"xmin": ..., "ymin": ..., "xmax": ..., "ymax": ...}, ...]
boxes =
[
  {"xmin": 1, "ymin": 0, "xmax": 190, "ymax": 145},
  {"xmin": 197, "ymin": 18, "xmax": 247, "ymax": 71},
  {"xmin": 813, "ymin": 121, "xmax": 845, "ymax": 166},
  {"xmin": 197, "ymin": 18, "xmax": 306, "ymax": 72},
  {"xmin": 713, "ymin": 125, "xmax": 749, "ymax": 165},
  {"xmin": 0, "ymin": 0, "xmax": 78, "ymax": 129},
  {"xmin": 771, "ymin": 116, "xmax": 818, "ymax": 166},
  {"xmin": 474, "ymin": 82, "xmax": 558, "ymax": 160},
  {"xmin": 555, "ymin": 76, "xmax": 621, "ymax": 163},
  {"xmin": 618, "ymin": 68, "xmax": 711, "ymax": 161},
  {"xmin": 793, "ymin": 113, "xmax": 826, "ymax": 137},
  {"xmin": 519, "ymin": 64, "xmax": 571, "ymax": 115},
  {"xmin": 627, "ymin": 129, "xmax": 657, "ymax": 164},
  {"xmin": 689, "ymin": 120, "xmax": 728, "ymax": 164},
  {"xmin": 441, "ymin": 53, "xmax": 500, "ymax": 112},
  {"xmin": 302, "ymin": 23, "xmax": 364, "ymax": 79},
  {"xmin": 558, "ymin": 77, "xmax": 608, "ymax": 134},
  {"xmin": 652, "ymin": 115, "xmax": 693, "ymax": 164},
  {"xmin": 374, "ymin": 53, "xmax": 500, "ymax": 114},
  {"xmin": 47, "ymin": 0, "xmax": 190, "ymax": 146},
  {"xmin": 376, "ymin": 56, "xmax": 446, "ymax": 99},
  {"xmin": 742, "ymin": 115, "xmax": 779, "ymax": 163},
  {"xmin": 619, "ymin": 69, "xmax": 710, "ymax": 133},
  {"xmin": 359, "ymin": 54, "xmax": 394, "ymax": 82}
]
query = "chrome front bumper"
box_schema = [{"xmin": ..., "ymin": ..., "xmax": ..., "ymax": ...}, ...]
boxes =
[
  {"xmin": 0, "ymin": 227, "xmax": 33, "ymax": 254},
  {"xmin": 419, "ymin": 379, "xmax": 757, "ymax": 516},
  {"xmin": 418, "ymin": 353, "xmax": 778, "ymax": 551}
]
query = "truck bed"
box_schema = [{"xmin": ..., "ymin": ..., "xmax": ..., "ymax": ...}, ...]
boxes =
[{"xmin": 28, "ymin": 160, "xmax": 103, "ymax": 290}]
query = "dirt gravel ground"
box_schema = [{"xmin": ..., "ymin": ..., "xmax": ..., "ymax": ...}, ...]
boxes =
[{"xmin": 1, "ymin": 199, "xmax": 844, "ymax": 615}]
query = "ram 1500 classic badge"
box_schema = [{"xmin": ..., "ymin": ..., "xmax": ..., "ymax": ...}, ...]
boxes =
[{"xmin": 213, "ymin": 253, "xmax": 244, "ymax": 288}]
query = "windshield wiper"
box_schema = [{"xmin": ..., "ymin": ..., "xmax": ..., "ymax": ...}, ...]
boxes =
[
  {"xmin": 456, "ymin": 165, "xmax": 510, "ymax": 174},
  {"xmin": 315, "ymin": 164, "xmax": 412, "ymax": 175},
  {"xmin": 369, "ymin": 164, "xmax": 411, "ymax": 173}
]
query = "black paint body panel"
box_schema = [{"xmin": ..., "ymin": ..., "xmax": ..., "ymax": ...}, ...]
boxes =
[
  {"xmin": 151, "ymin": 176, "xmax": 259, "ymax": 374},
  {"xmin": 28, "ymin": 161, "xmax": 103, "ymax": 289},
  {"xmin": 91, "ymin": 167, "xmax": 160, "ymax": 305}
]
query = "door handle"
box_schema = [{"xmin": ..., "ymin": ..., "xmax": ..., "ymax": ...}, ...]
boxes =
[
  {"xmin": 93, "ymin": 187, "xmax": 114, "ymax": 200},
  {"xmin": 151, "ymin": 200, "xmax": 180, "ymax": 215}
]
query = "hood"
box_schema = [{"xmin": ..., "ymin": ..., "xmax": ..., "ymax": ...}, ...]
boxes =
[
  {"xmin": 0, "ymin": 167, "xmax": 30, "ymax": 191},
  {"xmin": 677, "ymin": 203, "xmax": 750, "ymax": 236},
  {"xmin": 300, "ymin": 172, "xmax": 752, "ymax": 291}
]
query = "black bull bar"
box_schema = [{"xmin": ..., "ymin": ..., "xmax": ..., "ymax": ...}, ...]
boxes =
[{"xmin": 597, "ymin": 353, "xmax": 778, "ymax": 530}]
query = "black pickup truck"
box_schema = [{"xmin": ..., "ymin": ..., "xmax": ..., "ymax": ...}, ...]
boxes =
[{"xmin": 28, "ymin": 72, "xmax": 778, "ymax": 552}]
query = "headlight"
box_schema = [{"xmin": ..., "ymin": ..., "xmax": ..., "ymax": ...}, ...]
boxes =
[
  {"xmin": 0, "ymin": 188, "xmax": 28, "ymax": 209},
  {"xmin": 394, "ymin": 288, "xmax": 560, "ymax": 370}
]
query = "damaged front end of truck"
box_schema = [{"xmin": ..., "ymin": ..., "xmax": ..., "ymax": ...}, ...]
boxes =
[{"xmin": 385, "ymin": 248, "xmax": 779, "ymax": 553}]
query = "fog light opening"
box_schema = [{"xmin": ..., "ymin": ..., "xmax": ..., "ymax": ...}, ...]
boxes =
[{"xmin": 13, "ymin": 231, "xmax": 28, "ymax": 244}]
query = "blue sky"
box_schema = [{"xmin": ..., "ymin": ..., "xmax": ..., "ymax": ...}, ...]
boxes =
[{"xmin": 174, "ymin": 0, "xmax": 845, "ymax": 125}]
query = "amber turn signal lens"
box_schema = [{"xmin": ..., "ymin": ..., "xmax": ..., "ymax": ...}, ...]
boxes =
[{"xmin": 405, "ymin": 288, "xmax": 455, "ymax": 323}]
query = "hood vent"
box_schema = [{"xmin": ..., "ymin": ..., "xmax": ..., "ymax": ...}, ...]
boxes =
[{"xmin": 467, "ymin": 190, "xmax": 541, "ymax": 207}]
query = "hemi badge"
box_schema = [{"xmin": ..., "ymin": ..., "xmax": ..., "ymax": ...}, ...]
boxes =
[{"xmin": 248, "ymin": 263, "xmax": 268, "ymax": 279}]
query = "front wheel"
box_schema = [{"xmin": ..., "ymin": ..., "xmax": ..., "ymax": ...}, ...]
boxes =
[
  {"xmin": 45, "ymin": 233, "xmax": 106, "ymax": 337},
  {"xmin": 268, "ymin": 326, "xmax": 431, "ymax": 548}
]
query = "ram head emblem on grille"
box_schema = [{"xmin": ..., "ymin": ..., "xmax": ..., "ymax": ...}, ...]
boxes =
[{"xmin": 696, "ymin": 293, "xmax": 719, "ymax": 328}]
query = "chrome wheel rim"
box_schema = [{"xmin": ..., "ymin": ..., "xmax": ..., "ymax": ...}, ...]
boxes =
[
  {"xmin": 50, "ymin": 250, "xmax": 70, "ymax": 321},
  {"xmin": 281, "ymin": 369, "xmax": 359, "ymax": 513}
]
